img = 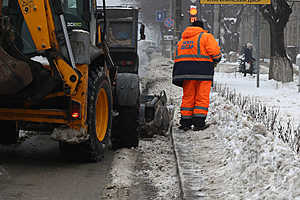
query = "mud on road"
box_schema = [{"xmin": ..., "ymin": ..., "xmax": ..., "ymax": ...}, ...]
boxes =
[{"xmin": 0, "ymin": 135, "xmax": 114, "ymax": 200}]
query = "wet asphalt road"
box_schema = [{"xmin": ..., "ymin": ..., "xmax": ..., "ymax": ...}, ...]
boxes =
[{"xmin": 0, "ymin": 135, "xmax": 114, "ymax": 200}]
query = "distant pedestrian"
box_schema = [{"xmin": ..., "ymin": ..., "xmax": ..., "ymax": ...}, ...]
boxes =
[
  {"xmin": 243, "ymin": 42, "xmax": 256, "ymax": 76},
  {"xmin": 240, "ymin": 43, "xmax": 247, "ymax": 55},
  {"xmin": 172, "ymin": 20, "xmax": 222, "ymax": 131}
]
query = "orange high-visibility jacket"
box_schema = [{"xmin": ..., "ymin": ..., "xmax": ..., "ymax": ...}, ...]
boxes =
[{"xmin": 172, "ymin": 27, "xmax": 221, "ymax": 87}]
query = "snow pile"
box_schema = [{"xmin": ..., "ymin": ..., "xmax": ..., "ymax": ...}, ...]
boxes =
[
  {"xmin": 214, "ymin": 71, "xmax": 300, "ymax": 155},
  {"xmin": 208, "ymin": 94, "xmax": 300, "ymax": 199},
  {"xmin": 137, "ymin": 136, "xmax": 180, "ymax": 200},
  {"xmin": 102, "ymin": 149, "xmax": 138, "ymax": 200},
  {"xmin": 109, "ymin": 149, "xmax": 137, "ymax": 188},
  {"xmin": 137, "ymin": 53, "xmax": 181, "ymax": 199}
]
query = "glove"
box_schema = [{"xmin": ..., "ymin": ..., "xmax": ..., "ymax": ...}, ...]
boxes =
[{"xmin": 213, "ymin": 62, "xmax": 218, "ymax": 68}]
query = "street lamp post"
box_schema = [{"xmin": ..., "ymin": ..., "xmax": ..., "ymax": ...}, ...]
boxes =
[{"xmin": 253, "ymin": 5, "xmax": 260, "ymax": 88}]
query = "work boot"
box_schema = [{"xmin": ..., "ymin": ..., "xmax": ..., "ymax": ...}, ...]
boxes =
[
  {"xmin": 192, "ymin": 117, "xmax": 209, "ymax": 131},
  {"xmin": 178, "ymin": 118, "xmax": 192, "ymax": 131}
]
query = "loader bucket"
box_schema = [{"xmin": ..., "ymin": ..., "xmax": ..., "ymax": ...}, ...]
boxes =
[{"xmin": 0, "ymin": 46, "xmax": 32, "ymax": 95}]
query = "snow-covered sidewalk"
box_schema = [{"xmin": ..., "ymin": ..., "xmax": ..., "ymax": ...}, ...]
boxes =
[
  {"xmin": 140, "ymin": 54, "xmax": 300, "ymax": 199},
  {"xmin": 215, "ymin": 63, "xmax": 300, "ymax": 124}
]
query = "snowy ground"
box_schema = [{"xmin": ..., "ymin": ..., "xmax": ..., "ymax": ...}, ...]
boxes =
[
  {"xmin": 215, "ymin": 61, "xmax": 300, "ymax": 124},
  {"xmin": 132, "ymin": 53, "xmax": 300, "ymax": 199}
]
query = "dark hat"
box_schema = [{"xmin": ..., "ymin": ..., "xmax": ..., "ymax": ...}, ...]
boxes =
[{"xmin": 191, "ymin": 20, "xmax": 204, "ymax": 28}]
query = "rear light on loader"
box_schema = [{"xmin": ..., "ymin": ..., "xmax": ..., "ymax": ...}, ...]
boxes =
[
  {"xmin": 72, "ymin": 112, "xmax": 80, "ymax": 118},
  {"xmin": 71, "ymin": 101, "xmax": 81, "ymax": 120}
]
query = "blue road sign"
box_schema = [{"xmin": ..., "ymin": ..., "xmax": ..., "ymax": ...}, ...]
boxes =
[
  {"xmin": 156, "ymin": 11, "xmax": 165, "ymax": 22},
  {"xmin": 164, "ymin": 17, "xmax": 175, "ymax": 28}
]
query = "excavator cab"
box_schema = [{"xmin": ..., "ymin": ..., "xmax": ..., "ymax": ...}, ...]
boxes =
[
  {"xmin": 1, "ymin": 0, "xmax": 101, "ymax": 58},
  {"xmin": 1, "ymin": 0, "xmax": 90, "ymax": 55}
]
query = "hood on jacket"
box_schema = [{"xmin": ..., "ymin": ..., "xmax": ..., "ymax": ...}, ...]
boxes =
[{"xmin": 181, "ymin": 27, "xmax": 207, "ymax": 39}]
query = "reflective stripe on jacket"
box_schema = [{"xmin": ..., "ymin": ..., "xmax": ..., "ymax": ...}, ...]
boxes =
[{"xmin": 172, "ymin": 27, "xmax": 221, "ymax": 87}]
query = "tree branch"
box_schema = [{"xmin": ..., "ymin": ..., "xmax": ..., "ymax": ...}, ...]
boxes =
[
  {"xmin": 259, "ymin": 4, "xmax": 276, "ymax": 24},
  {"xmin": 235, "ymin": 6, "xmax": 244, "ymax": 26},
  {"xmin": 278, "ymin": 0, "xmax": 292, "ymax": 27}
]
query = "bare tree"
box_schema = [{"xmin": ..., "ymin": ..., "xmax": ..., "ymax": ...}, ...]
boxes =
[
  {"xmin": 220, "ymin": 5, "xmax": 245, "ymax": 53},
  {"xmin": 259, "ymin": 1, "xmax": 293, "ymax": 82}
]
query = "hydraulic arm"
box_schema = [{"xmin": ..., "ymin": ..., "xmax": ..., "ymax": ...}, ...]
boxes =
[{"xmin": 17, "ymin": 0, "xmax": 80, "ymax": 95}]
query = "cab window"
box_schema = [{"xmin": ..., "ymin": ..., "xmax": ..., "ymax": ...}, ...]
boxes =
[
  {"xmin": 2, "ymin": 0, "xmax": 8, "ymax": 7},
  {"xmin": 107, "ymin": 22, "xmax": 133, "ymax": 47},
  {"xmin": 2, "ymin": 0, "xmax": 36, "ymax": 55},
  {"xmin": 62, "ymin": 0, "xmax": 89, "ymax": 30},
  {"xmin": 63, "ymin": 0, "xmax": 77, "ymax": 14}
]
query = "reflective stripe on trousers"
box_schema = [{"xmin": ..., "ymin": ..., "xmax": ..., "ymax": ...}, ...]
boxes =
[{"xmin": 180, "ymin": 80, "xmax": 212, "ymax": 119}]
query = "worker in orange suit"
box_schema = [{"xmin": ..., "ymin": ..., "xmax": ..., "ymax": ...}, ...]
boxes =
[{"xmin": 172, "ymin": 20, "xmax": 221, "ymax": 131}]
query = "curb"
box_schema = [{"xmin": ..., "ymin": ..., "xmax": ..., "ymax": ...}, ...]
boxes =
[{"xmin": 170, "ymin": 126, "xmax": 185, "ymax": 200}]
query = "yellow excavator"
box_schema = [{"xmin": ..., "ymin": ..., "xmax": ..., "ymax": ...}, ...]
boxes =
[{"xmin": 0, "ymin": 0, "xmax": 171, "ymax": 161}]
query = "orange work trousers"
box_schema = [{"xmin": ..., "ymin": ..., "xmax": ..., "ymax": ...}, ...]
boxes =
[{"xmin": 180, "ymin": 80, "xmax": 212, "ymax": 119}]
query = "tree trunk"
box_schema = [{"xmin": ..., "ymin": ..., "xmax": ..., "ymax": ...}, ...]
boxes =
[
  {"xmin": 259, "ymin": 1, "xmax": 293, "ymax": 83},
  {"xmin": 269, "ymin": 24, "xmax": 293, "ymax": 82},
  {"xmin": 271, "ymin": 56, "xmax": 293, "ymax": 83},
  {"xmin": 223, "ymin": 32, "xmax": 231, "ymax": 54},
  {"xmin": 232, "ymin": 32, "xmax": 239, "ymax": 52}
]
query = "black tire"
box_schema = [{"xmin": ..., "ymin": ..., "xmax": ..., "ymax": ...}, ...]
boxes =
[
  {"xmin": 111, "ymin": 73, "xmax": 140, "ymax": 149},
  {"xmin": 60, "ymin": 68, "xmax": 112, "ymax": 162},
  {"xmin": 0, "ymin": 121, "xmax": 18, "ymax": 145},
  {"xmin": 112, "ymin": 106, "xmax": 139, "ymax": 149}
]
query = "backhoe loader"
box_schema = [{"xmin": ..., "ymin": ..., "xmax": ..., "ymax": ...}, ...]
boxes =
[{"xmin": 0, "ymin": 0, "xmax": 171, "ymax": 161}]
